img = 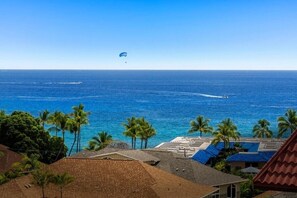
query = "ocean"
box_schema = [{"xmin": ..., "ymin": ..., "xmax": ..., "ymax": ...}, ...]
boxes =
[{"xmin": 1, "ymin": 70, "xmax": 297, "ymax": 149}]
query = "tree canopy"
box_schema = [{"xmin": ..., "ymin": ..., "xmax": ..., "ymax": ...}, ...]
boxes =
[{"xmin": 0, "ymin": 111, "xmax": 67, "ymax": 164}]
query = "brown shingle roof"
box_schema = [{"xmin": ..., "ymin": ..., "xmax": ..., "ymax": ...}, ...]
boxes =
[
  {"xmin": 69, "ymin": 148, "xmax": 122, "ymax": 158},
  {"xmin": 91, "ymin": 150, "xmax": 160, "ymax": 163},
  {"xmin": 253, "ymin": 130, "xmax": 297, "ymax": 192},
  {"xmin": 0, "ymin": 144, "xmax": 23, "ymax": 173},
  {"xmin": 143, "ymin": 149, "xmax": 245, "ymax": 186},
  {"xmin": 0, "ymin": 158, "xmax": 217, "ymax": 198}
]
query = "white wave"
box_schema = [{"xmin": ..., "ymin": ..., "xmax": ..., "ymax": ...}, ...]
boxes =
[
  {"xmin": 44, "ymin": 81, "xmax": 82, "ymax": 85},
  {"xmin": 17, "ymin": 95, "xmax": 100, "ymax": 101},
  {"xmin": 0, "ymin": 82, "xmax": 23, "ymax": 84}
]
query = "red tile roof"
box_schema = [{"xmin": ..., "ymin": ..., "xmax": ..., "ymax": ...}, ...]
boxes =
[{"xmin": 253, "ymin": 130, "xmax": 297, "ymax": 192}]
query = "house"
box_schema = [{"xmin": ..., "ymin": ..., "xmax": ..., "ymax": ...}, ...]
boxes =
[
  {"xmin": 0, "ymin": 144, "xmax": 23, "ymax": 173},
  {"xmin": 143, "ymin": 150, "xmax": 246, "ymax": 198},
  {"xmin": 0, "ymin": 158, "xmax": 218, "ymax": 198},
  {"xmin": 253, "ymin": 130, "xmax": 297, "ymax": 192},
  {"xmin": 156, "ymin": 137, "xmax": 284, "ymax": 169},
  {"xmin": 72, "ymin": 148, "xmax": 246, "ymax": 198},
  {"xmin": 226, "ymin": 151, "xmax": 276, "ymax": 170},
  {"xmin": 191, "ymin": 141, "xmax": 283, "ymax": 170}
]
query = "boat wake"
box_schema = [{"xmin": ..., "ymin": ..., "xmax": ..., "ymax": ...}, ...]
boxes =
[{"xmin": 198, "ymin": 93, "xmax": 228, "ymax": 99}]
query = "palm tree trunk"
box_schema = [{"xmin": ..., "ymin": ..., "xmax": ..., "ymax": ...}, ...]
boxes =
[
  {"xmin": 60, "ymin": 187, "xmax": 63, "ymax": 198},
  {"xmin": 77, "ymin": 128, "xmax": 81, "ymax": 152},
  {"xmin": 77, "ymin": 128, "xmax": 80, "ymax": 153},
  {"xmin": 69, "ymin": 133, "xmax": 77, "ymax": 156},
  {"xmin": 62, "ymin": 130, "xmax": 65, "ymax": 143},
  {"xmin": 140, "ymin": 139, "xmax": 143, "ymax": 149},
  {"xmin": 133, "ymin": 137, "xmax": 136, "ymax": 149},
  {"xmin": 145, "ymin": 139, "xmax": 148, "ymax": 149},
  {"xmin": 131, "ymin": 138, "xmax": 133, "ymax": 149},
  {"xmin": 200, "ymin": 131, "xmax": 202, "ymax": 137}
]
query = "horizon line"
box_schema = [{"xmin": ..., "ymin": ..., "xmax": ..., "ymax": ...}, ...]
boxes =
[{"xmin": 1, "ymin": 69, "xmax": 297, "ymax": 72}]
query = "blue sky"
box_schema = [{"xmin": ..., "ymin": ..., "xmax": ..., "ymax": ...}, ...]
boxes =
[{"xmin": 0, "ymin": 0, "xmax": 296, "ymax": 70}]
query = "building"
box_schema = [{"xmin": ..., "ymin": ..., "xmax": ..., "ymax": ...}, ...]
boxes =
[
  {"xmin": 0, "ymin": 158, "xmax": 218, "ymax": 198},
  {"xmin": 143, "ymin": 150, "xmax": 246, "ymax": 198}
]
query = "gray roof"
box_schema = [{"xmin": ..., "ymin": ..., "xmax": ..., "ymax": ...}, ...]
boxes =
[
  {"xmin": 143, "ymin": 149, "xmax": 246, "ymax": 186},
  {"xmin": 240, "ymin": 166, "xmax": 260, "ymax": 174},
  {"xmin": 255, "ymin": 191, "xmax": 297, "ymax": 198}
]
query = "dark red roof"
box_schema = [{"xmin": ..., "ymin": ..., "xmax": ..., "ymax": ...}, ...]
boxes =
[{"xmin": 253, "ymin": 130, "xmax": 297, "ymax": 192}]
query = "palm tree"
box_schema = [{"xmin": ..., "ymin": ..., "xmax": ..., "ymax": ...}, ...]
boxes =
[
  {"xmin": 212, "ymin": 118, "xmax": 240, "ymax": 149},
  {"xmin": 59, "ymin": 113, "xmax": 70, "ymax": 143},
  {"xmin": 48, "ymin": 111, "xmax": 62, "ymax": 136},
  {"xmin": 137, "ymin": 118, "xmax": 147, "ymax": 149},
  {"xmin": 277, "ymin": 109, "xmax": 297, "ymax": 137},
  {"xmin": 189, "ymin": 115, "xmax": 213, "ymax": 137},
  {"xmin": 67, "ymin": 118, "xmax": 79, "ymax": 156},
  {"xmin": 137, "ymin": 118, "xmax": 156, "ymax": 149},
  {"xmin": 50, "ymin": 173, "xmax": 74, "ymax": 198},
  {"xmin": 253, "ymin": 119, "xmax": 273, "ymax": 138},
  {"xmin": 123, "ymin": 117, "xmax": 139, "ymax": 149},
  {"xmin": 13, "ymin": 154, "xmax": 41, "ymax": 174},
  {"xmin": 39, "ymin": 110, "xmax": 50, "ymax": 128},
  {"xmin": 86, "ymin": 131, "xmax": 113, "ymax": 151},
  {"xmin": 0, "ymin": 110, "xmax": 6, "ymax": 120},
  {"xmin": 31, "ymin": 169, "xmax": 53, "ymax": 198},
  {"xmin": 72, "ymin": 104, "xmax": 90, "ymax": 152}
]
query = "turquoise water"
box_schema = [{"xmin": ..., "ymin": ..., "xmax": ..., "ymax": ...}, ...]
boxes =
[{"xmin": 1, "ymin": 70, "xmax": 297, "ymax": 149}]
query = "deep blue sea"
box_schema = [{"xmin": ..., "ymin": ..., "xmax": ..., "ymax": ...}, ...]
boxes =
[{"xmin": 1, "ymin": 70, "xmax": 297, "ymax": 149}]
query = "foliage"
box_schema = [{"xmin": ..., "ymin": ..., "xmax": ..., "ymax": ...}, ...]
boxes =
[
  {"xmin": 277, "ymin": 109, "xmax": 297, "ymax": 137},
  {"xmin": 67, "ymin": 118, "xmax": 79, "ymax": 156},
  {"xmin": 58, "ymin": 113, "xmax": 70, "ymax": 142},
  {"xmin": 71, "ymin": 104, "xmax": 90, "ymax": 152},
  {"xmin": 50, "ymin": 172, "xmax": 74, "ymax": 198},
  {"xmin": 253, "ymin": 119, "xmax": 273, "ymax": 138},
  {"xmin": 31, "ymin": 169, "xmax": 74, "ymax": 198},
  {"xmin": 212, "ymin": 118, "xmax": 241, "ymax": 149},
  {"xmin": 0, "ymin": 111, "xmax": 67, "ymax": 164},
  {"xmin": 86, "ymin": 131, "xmax": 112, "ymax": 151},
  {"xmin": 47, "ymin": 111, "xmax": 63, "ymax": 136},
  {"xmin": 31, "ymin": 169, "xmax": 54, "ymax": 198},
  {"xmin": 188, "ymin": 115, "xmax": 213, "ymax": 137},
  {"xmin": 123, "ymin": 117, "xmax": 138, "ymax": 149},
  {"xmin": 137, "ymin": 117, "xmax": 156, "ymax": 149},
  {"xmin": 0, "ymin": 173, "xmax": 8, "ymax": 185},
  {"xmin": 214, "ymin": 160, "xmax": 228, "ymax": 172},
  {"xmin": 12, "ymin": 154, "xmax": 41, "ymax": 174},
  {"xmin": 123, "ymin": 117, "xmax": 156, "ymax": 149},
  {"xmin": 39, "ymin": 110, "xmax": 50, "ymax": 128}
]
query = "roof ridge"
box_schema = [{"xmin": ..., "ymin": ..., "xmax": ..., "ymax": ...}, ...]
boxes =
[{"xmin": 64, "ymin": 157, "xmax": 135, "ymax": 162}]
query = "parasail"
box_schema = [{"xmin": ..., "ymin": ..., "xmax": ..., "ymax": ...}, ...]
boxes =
[{"xmin": 119, "ymin": 52, "xmax": 127, "ymax": 57}]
